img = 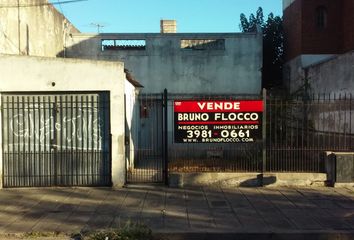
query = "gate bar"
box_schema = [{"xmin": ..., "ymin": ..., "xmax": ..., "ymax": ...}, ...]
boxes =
[
  {"xmin": 163, "ymin": 89, "xmax": 169, "ymax": 185},
  {"xmin": 262, "ymin": 88, "xmax": 267, "ymax": 176}
]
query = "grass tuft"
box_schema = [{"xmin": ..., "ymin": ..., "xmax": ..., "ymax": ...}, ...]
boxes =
[{"xmin": 73, "ymin": 221, "xmax": 152, "ymax": 240}]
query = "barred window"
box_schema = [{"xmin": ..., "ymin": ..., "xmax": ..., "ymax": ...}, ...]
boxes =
[
  {"xmin": 101, "ymin": 39, "xmax": 146, "ymax": 51},
  {"xmin": 180, "ymin": 39, "xmax": 225, "ymax": 50}
]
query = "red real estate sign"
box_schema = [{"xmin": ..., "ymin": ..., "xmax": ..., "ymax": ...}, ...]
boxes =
[{"xmin": 174, "ymin": 100, "xmax": 263, "ymax": 143}]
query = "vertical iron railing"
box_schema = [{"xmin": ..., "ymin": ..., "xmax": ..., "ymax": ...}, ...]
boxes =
[
  {"xmin": 126, "ymin": 93, "xmax": 164, "ymax": 183},
  {"xmin": 262, "ymin": 89, "xmax": 267, "ymax": 174},
  {"xmin": 266, "ymin": 93, "xmax": 353, "ymax": 173},
  {"xmin": 164, "ymin": 92, "xmax": 353, "ymax": 173},
  {"xmin": 163, "ymin": 89, "xmax": 169, "ymax": 185}
]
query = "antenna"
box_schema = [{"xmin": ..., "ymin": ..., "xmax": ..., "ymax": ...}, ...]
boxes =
[{"xmin": 90, "ymin": 23, "xmax": 105, "ymax": 33}]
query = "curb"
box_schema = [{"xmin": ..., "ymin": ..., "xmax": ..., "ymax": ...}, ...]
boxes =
[{"xmin": 154, "ymin": 232, "xmax": 354, "ymax": 240}]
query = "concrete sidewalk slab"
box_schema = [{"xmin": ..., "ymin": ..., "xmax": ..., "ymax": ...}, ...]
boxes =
[{"xmin": 0, "ymin": 186, "xmax": 353, "ymax": 239}]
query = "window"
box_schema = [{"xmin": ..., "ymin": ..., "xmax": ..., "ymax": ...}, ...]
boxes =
[
  {"xmin": 180, "ymin": 39, "xmax": 225, "ymax": 50},
  {"xmin": 101, "ymin": 39, "xmax": 146, "ymax": 51},
  {"xmin": 316, "ymin": 6, "xmax": 327, "ymax": 29}
]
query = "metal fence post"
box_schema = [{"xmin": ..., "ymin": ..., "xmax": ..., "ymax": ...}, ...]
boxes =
[
  {"xmin": 163, "ymin": 89, "xmax": 169, "ymax": 186},
  {"xmin": 262, "ymin": 88, "xmax": 267, "ymax": 178}
]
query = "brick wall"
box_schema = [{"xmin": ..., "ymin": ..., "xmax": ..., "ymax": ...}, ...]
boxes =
[
  {"xmin": 301, "ymin": 0, "xmax": 342, "ymax": 54},
  {"xmin": 284, "ymin": 0, "xmax": 354, "ymax": 61},
  {"xmin": 342, "ymin": 0, "xmax": 354, "ymax": 52},
  {"xmin": 283, "ymin": 0, "xmax": 302, "ymax": 61}
]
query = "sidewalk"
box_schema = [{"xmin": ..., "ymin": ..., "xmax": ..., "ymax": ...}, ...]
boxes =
[{"xmin": 0, "ymin": 185, "xmax": 353, "ymax": 239}]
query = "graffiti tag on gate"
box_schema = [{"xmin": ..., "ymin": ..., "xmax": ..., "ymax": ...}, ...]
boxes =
[{"xmin": 9, "ymin": 106, "xmax": 104, "ymax": 148}]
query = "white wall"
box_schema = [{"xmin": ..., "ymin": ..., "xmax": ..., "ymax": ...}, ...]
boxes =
[
  {"xmin": 0, "ymin": 54, "xmax": 126, "ymax": 187},
  {"xmin": 306, "ymin": 51, "xmax": 354, "ymax": 94},
  {"xmin": 284, "ymin": 52, "xmax": 354, "ymax": 137},
  {"xmin": 124, "ymin": 81, "xmax": 140, "ymax": 171},
  {"xmin": 0, "ymin": 0, "xmax": 78, "ymax": 57},
  {"xmin": 284, "ymin": 54, "xmax": 336, "ymax": 93}
]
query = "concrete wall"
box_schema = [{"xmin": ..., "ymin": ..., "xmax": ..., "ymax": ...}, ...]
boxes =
[
  {"xmin": 65, "ymin": 32, "xmax": 262, "ymax": 94},
  {"xmin": 0, "ymin": 55, "xmax": 126, "ymax": 188},
  {"xmin": 124, "ymin": 81, "xmax": 140, "ymax": 172},
  {"xmin": 283, "ymin": 54, "xmax": 336, "ymax": 92},
  {"xmin": 169, "ymin": 172, "xmax": 327, "ymax": 187},
  {"xmin": 0, "ymin": 0, "xmax": 78, "ymax": 57},
  {"xmin": 306, "ymin": 51, "xmax": 354, "ymax": 94},
  {"xmin": 283, "ymin": 52, "xmax": 354, "ymax": 139}
]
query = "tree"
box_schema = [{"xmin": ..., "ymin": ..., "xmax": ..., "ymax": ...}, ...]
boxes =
[
  {"xmin": 240, "ymin": 7, "xmax": 264, "ymax": 32},
  {"xmin": 240, "ymin": 7, "xmax": 284, "ymax": 89}
]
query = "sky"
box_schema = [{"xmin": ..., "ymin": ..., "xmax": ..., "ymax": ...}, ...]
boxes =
[{"xmin": 50, "ymin": 0, "xmax": 282, "ymax": 33}]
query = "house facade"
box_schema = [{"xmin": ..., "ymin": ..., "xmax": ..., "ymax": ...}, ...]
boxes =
[{"xmin": 65, "ymin": 21, "xmax": 263, "ymax": 95}]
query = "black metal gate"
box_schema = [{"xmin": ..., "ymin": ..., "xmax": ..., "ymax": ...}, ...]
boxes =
[
  {"xmin": 126, "ymin": 92, "xmax": 167, "ymax": 183},
  {"xmin": 1, "ymin": 93, "xmax": 111, "ymax": 187}
]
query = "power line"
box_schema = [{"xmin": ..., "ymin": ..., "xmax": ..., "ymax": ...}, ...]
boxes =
[
  {"xmin": 56, "ymin": 0, "xmax": 65, "ymax": 14},
  {"xmin": 0, "ymin": 0, "xmax": 88, "ymax": 8}
]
